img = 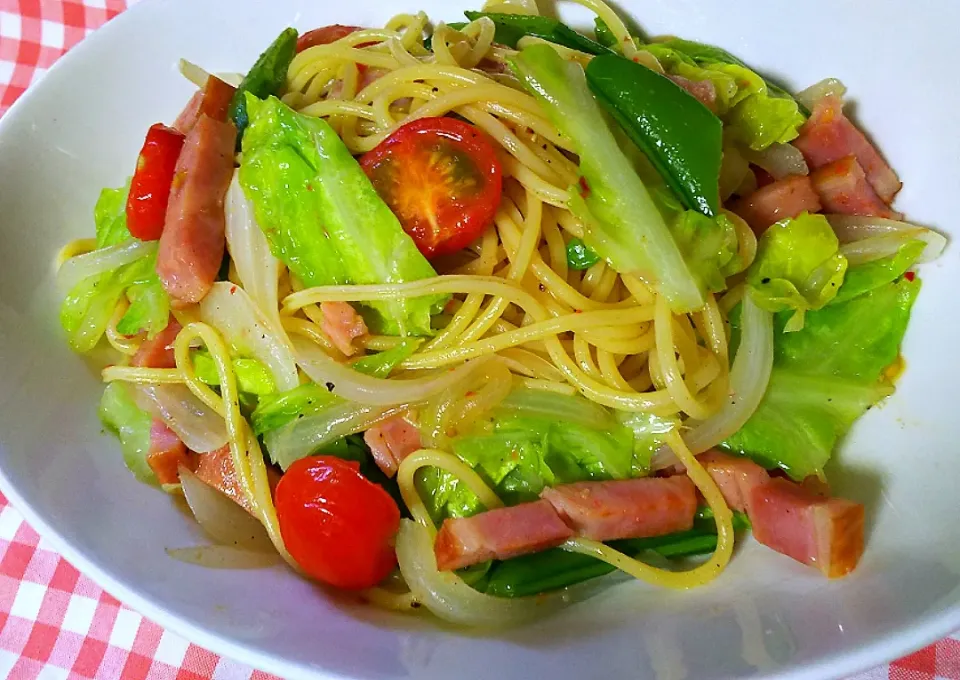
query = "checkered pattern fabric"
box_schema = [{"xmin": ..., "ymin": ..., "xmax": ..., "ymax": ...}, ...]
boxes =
[
  {"xmin": 0, "ymin": 492, "xmax": 280, "ymax": 679},
  {"xmin": 0, "ymin": 1, "xmax": 957, "ymax": 678}
]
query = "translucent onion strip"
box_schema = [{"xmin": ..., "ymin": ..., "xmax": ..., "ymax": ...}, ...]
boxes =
[
  {"xmin": 264, "ymin": 402, "xmax": 406, "ymax": 469},
  {"xmin": 178, "ymin": 466, "xmax": 275, "ymax": 551},
  {"xmin": 683, "ymin": 294, "xmax": 774, "ymax": 455},
  {"xmin": 796, "ymin": 77, "xmax": 847, "ymax": 112},
  {"xmin": 395, "ymin": 519, "xmax": 557, "ymax": 627},
  {"xmin": 134, "ymin": 384, "xmax": 228, "ymax": 453},
  {"xmin": 291, "ymin": 335, "xmax": 496, "ymax": 406},
  {"xmin": 166, "ymin": 546, "xmax": 281, "ymax": 569},
  {"xmin": 224, "ymin": 173, "xmax": 284, "ymax": 333},
  {"xmin": 827, "ymin": 215, "xmax": 947, "ymax": 263},
  {"xmin": 741, "ymin": 143, "xmax": 808, "ymax": 179},
  {"xmin": 57, "ymin": 239, "xmax": 156, "ymax": 293},
  {"xmin": 200, "ymin": 282, "xmax": 299, "ymax": 392}
]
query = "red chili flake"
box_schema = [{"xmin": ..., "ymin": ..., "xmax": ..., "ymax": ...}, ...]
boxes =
[
  {"xmin": 465, "ymin": 391, "xmax": 476, "ymax": 398},
  {"xmin": 632, "ymin": 56, "xmax": 640, "ymax": 63},
  {"xmin": 230, "ymin": 285, "xmax": 237, "ymax": 294},
  {"xmin": 578, "ymin": 176, "xmax": 591, "ymax": 198},
  {"xmin": 905, "ymin": 271, "xmax": 916, "ymax": 282},
  {"xmin": 574, "ymin": 309, "xmax": 582, "ymax": 314},
  {"xmin": 306, "ymin": 182, "xmax": 314, "ymax": 192}
]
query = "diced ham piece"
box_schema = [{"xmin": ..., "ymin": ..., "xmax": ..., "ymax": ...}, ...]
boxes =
[
  {"xmin": 156, "ymin": 114, "xmax": 236, "ymax": 305},
  {"xmin": 320, "ymin": 301, "xmax": 368, "ymax": 356},
  {"xmin": 730, "ymin": 174, "xmax": 822, "ymax": 234},
  {"xmin": 541, "ymin": 477, "xmax": 697, "ymax": 542},
  {"xmin": 174, "ymin": 91, "xmax": 203, "ymax": 135},
  {"xmin": 194, "ymin": 445, "xmax": 281, "ymax": 516},
  {"xmin": 363, "ymin": 414, "xmax": 421, "ymax": 477},
  {"xmin": 809, "ymin": 155, "xmax": 902, "ymax": 219},
  {"xmin": 750, "ymin": 477, "xmax": 865, "ymax": 578},
  {"xmin": 173, "ymin": 76, "xmax": 236, "ymax": 136},
  {"xmin": 793, "ymin": 95, "xmax": 901, "ymax": 203},
  {"xmin": 668, "ymin": 75, "xmax": 717, "ymax": 112},
  {"xmin": 131, "ymin": 317, "xmax": 182, "ymax": 368},
  {"xmin": 434, "ymin": 499, "xmax": 574, "ymax": 571},
  {"xmin": 698, "ymin": 450, "xmax": 770, "ymax": 516},
  {"xmin": 146, "ymin": 419, "xmax": 195, "ymax": 485}
]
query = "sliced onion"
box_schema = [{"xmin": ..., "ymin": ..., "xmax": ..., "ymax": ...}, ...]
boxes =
[
  {"xmin": 827, "ymin": 214, "xmax": 947, "ymax": 263},
  {"xmin": 166, "ymin": 545, "xmax": 281, "ymax": 569},
  {"xmin": 264, "ymin": 402, "xmax": 404, "ymax": 470},
  {"xmin": 200, "ymin": 281, "xmax": 299, "ymax": 392},
  {"xmin": 664, "ymin": 294, "xmax": 774, "ymax": 466},
  {"xmin": 292, "ymin": 336, "xmax": 495, "ymax": 406},
  {"xmin": 134, "ymin": 384, "xmax": 228, "ymax": 453},
  {"xmin": 839, "ymin": 234, "xmax": 913, "ymax": 266},
  {"xmin": 178, "ymin": 58, "xmax": 210, "ymax": 88},
  {"xmin": 395, "ymin": 519, "xmax": 555, "ymax": 626},
  {"xmin": 224, "ymin": 173, "xmax": 284, "ymax": 333},
  {"xmin": 179, "ymin": 465, "xmax": 274, "ymax": 550},
  {"xmin": 57, "ymin": 239, "xmax": 156, "ymax": 293},
  {"xmin": 741, "ymin": 143, "xmax": 808, "ymax": 179},
  {"xmin": 217, "ymin": 72, "xmax": 244, "ymax": 87},
  {"xmin": 796, "ymin": 78, "xmax": 847, "ymax": 112}
]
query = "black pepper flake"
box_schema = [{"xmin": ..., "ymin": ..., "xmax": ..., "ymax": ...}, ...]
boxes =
[
  {"xmin": 761, "ymin": 277, "xmax": 771, "ymax": 284},
  {"xmin": 411, "ymin": 602, "xmax": 422, "ymax": 609},
  {"xmin": 325, "ymin": 382, "xmax": 335, "ymax": 392},
  {"xmin": 432, "ymin": 87, "xmax": 439, "ymax": 93}
]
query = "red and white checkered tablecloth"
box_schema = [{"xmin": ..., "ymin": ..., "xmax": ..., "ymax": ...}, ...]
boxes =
[{"xmin": 1, "ymin": 1, "xmax": 959, "ymax": 679}]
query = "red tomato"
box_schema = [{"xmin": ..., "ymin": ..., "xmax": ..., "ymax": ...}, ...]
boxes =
[
  {"xmin": 275, "ymin": 456, "xmax": 400, "ymax": 590},
  {"xmin": 296, "ymin": 25, "xmax": 363, "ymax": 52},
  {"xmin": 125, "ymin": 124, "xmax": 186, "ymax": 241},
  {"xmin": 360, "ymin": 117, "xmax": 503, "ymax": 259}
]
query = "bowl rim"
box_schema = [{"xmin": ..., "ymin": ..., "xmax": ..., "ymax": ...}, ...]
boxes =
[{"xmin": 1, "ymin": 1, "xmax": 959, "ymax": 678}]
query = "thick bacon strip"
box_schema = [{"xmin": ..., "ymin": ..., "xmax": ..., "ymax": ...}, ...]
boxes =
[
  {"xmin": 320, "ymin": 301, "xmax": 368, "ymax": 356},
  {"xmin": 730, "ymin": 174, "xmax": 822, "ymax": 234},
  {"xmin": 541, "ymin": 477, "xmax": 697, "ymax": 542},
  {"xmin": 809, "ymin": 155, "xmax": 901, "ymax": 219},
  {"xmin": 434, "ymin": 500, "xmax": 573, "ymax": 571},
  {"xmin": 131, "ymin": 317, "xmax": 182, "ymax": 368},
  {"xmin": 156, "ymin": 114, "xmax": 236, "ymax": 304},
  {"xmin": 174, "ymin": 76, "xmax": 236, "ymax": 135},
  {"xmin": 698, "ymin": 450, "xmax": 770, "ymax": 515},
  {"xmin": 363, "ymin": 414, "xmax": 421, "ymax": 477},
  {"xmin": 174, "ymin": 91, "xmax": 203, "ymax": 135},
  {"xmin": 793, "ymin": 95, "xmax": 901, "ymax": 203},
  {"xmin": 146, "ymin": 419, "xmax": 195, "ymax": 485},
  {"xmin": 750, "ymin": 477, "xmax": 865, "ymax": 578}
]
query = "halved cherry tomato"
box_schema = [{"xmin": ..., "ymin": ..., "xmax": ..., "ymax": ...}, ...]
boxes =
[
  {"xmin": 360, "ymin": 117, "xmax": 503, "ymax": 259},
  {"xmin": 296, "ymin": 25, "xmax": 364, "ymax": 53},
  {"xmin": 275, "ymin": 456, "xmax": 400, "ymax": 590},
  {"xmin": 125, "ymin": 124, "xmax": 186, "ymax": 241}
]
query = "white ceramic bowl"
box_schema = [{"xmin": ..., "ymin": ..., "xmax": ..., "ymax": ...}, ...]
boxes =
[{"xmin": 1, "ymin": 0, "xmax": 959, "ymax": 678}]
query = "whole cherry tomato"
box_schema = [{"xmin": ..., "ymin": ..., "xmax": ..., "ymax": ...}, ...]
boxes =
[{"xmin": 275, "ymin": 456, "xmax": 400, "ymax": 590}]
